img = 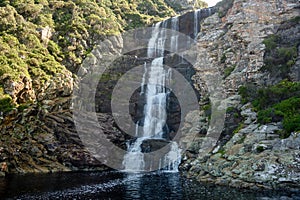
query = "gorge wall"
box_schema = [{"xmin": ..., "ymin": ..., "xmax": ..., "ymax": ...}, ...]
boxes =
[
  {"xmin": 0, "ymin": 0, "xmax": 300, "ymax": 192},
  {"xmin": 181, "ymin": 0, "xmax": 300, "ymax": 190}
]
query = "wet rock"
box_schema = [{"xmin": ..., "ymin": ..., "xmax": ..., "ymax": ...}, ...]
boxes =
[{"xmin": 141, "ymin": 139, "xmax": 170, "ymax": 153}]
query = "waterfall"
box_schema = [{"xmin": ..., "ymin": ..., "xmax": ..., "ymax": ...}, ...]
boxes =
[
  {"xmin": 170, "ymin": 16, "xmax": 179, "ymax": 52},
  {"xmin": 123, "ymin": 138, "xmax": 145, "ymax": 171},
  {"xmin": 194, "ymin": 9, "xmax": 201, "ymax": 39},
  {"xmin": 123, "ymin": 9, "xmax": 212, "ymax": 172},
  {"xmin": 147, "ymin": 22, "xmax": 162, "ymax": 58},
  {"xmin": 143, "ymin": 57, "xmax": 168, "ymax": 138}
]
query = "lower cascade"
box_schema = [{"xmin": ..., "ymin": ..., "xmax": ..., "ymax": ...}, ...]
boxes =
[{"xmin": 122, "ymin": 53, "xmax": 182, "ymax": 171}]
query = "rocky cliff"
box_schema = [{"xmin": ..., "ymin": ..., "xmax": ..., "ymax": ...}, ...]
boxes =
[{"xmin": 181, "ymin": 0, "xmax": 300, "ymax": 190}]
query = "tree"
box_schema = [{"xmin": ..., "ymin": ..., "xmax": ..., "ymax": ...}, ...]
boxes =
[{"xmin": 194, "ymin": 0, "xmax": 208, "ymax": 9}]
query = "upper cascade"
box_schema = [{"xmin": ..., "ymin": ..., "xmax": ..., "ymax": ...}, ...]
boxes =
[{"xmin": 158, "ymin": 8, "xmax": 215, "ymax": 40}]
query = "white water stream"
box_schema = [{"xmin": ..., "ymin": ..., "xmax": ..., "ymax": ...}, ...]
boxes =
[{"xmin": 123, "ymin": 10, "xmax": 206, "ymax": 172}]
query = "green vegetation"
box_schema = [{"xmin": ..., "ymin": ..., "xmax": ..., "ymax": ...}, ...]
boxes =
[
  {"xmin": 0, "ymin": 0, "xmax": 180, "ymax": 113},
  {"xmin": 233, "ymin": 123, "xmax": 244, "ymax": 134},
  {"xmin": 256, "ymin": 145, "xmax": 265, "ymax": 153},
  {"xmin": 262, "ymin": 34, "xmax": 280, "ymax": 52},
  {"xmin": 0, "ymin": 86, "xmax": 14, "ymax": 113},
  {"xmin": 237, "ymin": 134, "xmax": 246, "ymax": 144},
  {"xmin": 193, "ymin": 0, "xmax": 208, "ymax": 9},
  {"xmin": 239, "ymin": 81, "xmax": 300, "ymax": 110},
  {"xmin": 220, "ymin": 53, "xmax": 226, "ymax": 63},
  {"xmin": 240, "ymin": 26, "xmax": 300, "ymax": 138},
  {"xmin": 223, "ymin": 65, "xmax": 235, "ymax": 78},
  {"xmin": 262, "ymin": 34, "xmax": 298, "ymax": 78},
  {"xmin": 164, "ymin": 0, "xmax": 207, "ymax": 12},
  {"xmin": 216, "ymin": 149, "xmax": 226, "ymax": 157},
  {"xmin": 289, "ymin": 16, "xmax": 300, "ymax": 23},
  {"xmin": 202, "ymin": 102, "xmax": 212, "ymax": 119},
  {"xmin": 226, "ymin": 106, "xmax": 235, "ymax": 113},
  {"xmin": 239, "ymin": 81, "xmax": 300, "ymax": 138}
]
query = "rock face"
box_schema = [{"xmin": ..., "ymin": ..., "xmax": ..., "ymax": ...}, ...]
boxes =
[
  {"xmin": 184, "ymin": 104, "xmax": 300, "ymax": 190},
  {"xmin": 141, "ymin": 139, "xmax": 170, "ymax": 153},
  {"xmin": 182, "ymin": 0, "xmax": 300, "ymax": 190},
  {"xmin": 0, "ymin": 98, "xmax": 117, "ymax": 173}
]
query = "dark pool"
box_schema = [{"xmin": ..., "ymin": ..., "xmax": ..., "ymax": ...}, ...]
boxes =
[{"xmin": 0, "ymin": 171, "xmax": 299, "ymax": 199}]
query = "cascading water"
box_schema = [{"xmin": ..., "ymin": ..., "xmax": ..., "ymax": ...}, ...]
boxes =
[
  {"xmin": 123, "ymin": 9, "xmax": 211, "ymax": 172},
  {"xmin": 170, "ymin": 16, "xmax": 179, "ymax": 52},
  {"xmin": 194, "ymin": 10, "xmax": 200, "ymax": 39}
]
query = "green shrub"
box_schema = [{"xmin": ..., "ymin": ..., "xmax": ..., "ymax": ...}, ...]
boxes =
[
  {"xmin": 289, "ymin": 16, "xmax": 300, "ymax": 23},
  {"xmin": 283, "ymin": 114, "xmax": 300, "ymax": 134},
  {"xmin": 262, "ymin": 33, "xmax": 298, "ymax": 78},
  {"xmin": 226, "ymin": 106, "xmax": 235, "ymax": 112},
  {"xmin": 256, "ymin": 145, "xmax": 265, "ymax": 153},
  {"xmin": 238, "ymin": 83, "xmax": 258, "ymax": 104},
  {"xmin": 233, "ymin": 123, "xmax": 244, "ymax": 134},
  {"xmin": 223, "ymin": 65, "xmax": 235, "ymax": 78},
  {"xmin": 202, "ymin": 103, "xmax": 212, "ymax": 118},
  {"xmin": 220, "ymin": 53, "xmax": 226, "ymax": 63},
  {"xmin": 262, "ymin": 34, "xmax": 280, "ymax": 52},
  {"xmin": 245, "ymin": 81, "xmax": 300, "ymax": 110},
  {"xmin": 0, "ymin": 95, "xmax": 14, "ymax": 113},
  {"xmin": 240, "ymin": 81, "xmax": 300, "ymax": 138},
  {"xmin": 277, "ymin": 46, "xmax": 297, "ymax": 61},
  {"xmin": 216, "ymin": 149, "xmax": 226, "ymax": 157},
  {"xmin": 257, "ymin": 97, "xmax": 300, "ymax": 137},
  {"xmin": 194, "ymin": 0, "xmax": 208, "ymax": 9},
  {"xmin": 257, "ymin": 108, "xmax": 284, "ymax": 124}
]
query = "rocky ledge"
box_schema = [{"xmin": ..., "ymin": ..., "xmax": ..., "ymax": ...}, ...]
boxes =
[
  {"xmin": 0, "ymin": 97, "xmax": 129, "ymax": 175},
  {"xmin": 182, "ymin": 103, "xmax": 300, "ymax": 190}
]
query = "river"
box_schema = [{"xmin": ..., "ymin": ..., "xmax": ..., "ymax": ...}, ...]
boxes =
[{"xmin": 1, "ymin": 171, "xmax": 299, "ymax": 199}]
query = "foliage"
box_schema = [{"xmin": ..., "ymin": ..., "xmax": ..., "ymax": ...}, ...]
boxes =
[
  {"xmin": 239, "ymin": 81, "xmax": 300, "ymax": 138},
  {"xmin": 233, "ymin": 123, "xmax": 244, "ymax": 134},
  {"xmin": 289, "ymin": 16, "xmax": 300, "ymax": 23},
  {"xmin": 0, "ymin": 0, "xmax": 178, "ymax": 111},
  {"xmin": 216, "ymin": 149, "xmax": 226, "ymax": 157},
  {"xmin": 238, "ymin": 83, "xmax": 258, "ymax": 104},
  {"xmin": 241, "ymin": 25, "xmax": 300, "ymax": 137},
  {"xmin": 239, "ymin": 81, "xmax": 300, "ymax": 109},
  {"xmin": 256, "ymin": 145, "xmax": 265, "ymax": 153},
  {"xmin": 223, "ymin": 65, "xmax": 235, "ymax": 78},
  {"xmin": 262, "ymin": 34, "xmax": 298, "ymax": 79},
  {"xmin": 193, "ymin": 0, "xmax": 208, "ymax": 9},
  {"xmin": 262, "ymin": 34, "xmax": 280, "ymax": 52},
  {"xmin": 0, "ymin": 87, "xmax": 14, "ymax": 113},
  {"xmin": 220, "ymin": 53, "xmax": 226, "ymax": 63},
  {"xmin": 226, "ymin": 106, "xmax": 235, "ymax": 113},
  {"xmin": 202, "ymin": 102, "xmax": 212, "ymax": 119}
]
